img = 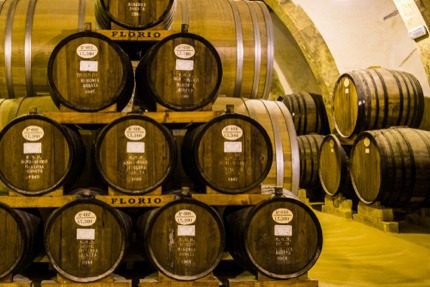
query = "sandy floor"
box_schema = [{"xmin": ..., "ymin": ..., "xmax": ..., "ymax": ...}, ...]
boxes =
[{"xmin": 308, "ymin": 211, "xmax": 430, "ymax": 287}]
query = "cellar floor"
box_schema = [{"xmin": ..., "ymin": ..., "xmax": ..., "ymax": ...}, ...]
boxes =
[{"xmin": 309, "ymin": 210, "xmax": 430, "ymax": 287}]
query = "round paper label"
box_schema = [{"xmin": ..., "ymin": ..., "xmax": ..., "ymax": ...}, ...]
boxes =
[
  {"xmin": 125, "ymin": 125, "xmax": 146, "ymax": 140},
  {"xmin": 175, "ymin": 209, "xmax": 197, "ymax": 225},
  {"xmin": 77, "ymin": 44, "xmax": 98, "ymax": 59},
  {"xmin": 75, "ymin": 210, "xmax": 97, "ymax": 226},
  {"xmin": 22, "ymin": 126, "xmax": 44, "ymax": 141}
]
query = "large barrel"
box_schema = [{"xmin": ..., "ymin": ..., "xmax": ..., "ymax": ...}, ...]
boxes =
[
  {"xmin": 318, "ymin": 134, "xmax": 355, "ymax": 199},
  {"xmin": 224, "ymin": 189, "xmax": 323, "ymax": 279},
  {"xmin": 136, "ymin": 196, "xmax": 225, "ymax": 281},
  {"xmin": 47, "ymin": 29, "xmax": 134, "ymax": 112},
  {"xmin": 95, "ymin": 0, "xmax": 176, "ymax": 30},
  {"xmin": 297, "ymin": 134, "xmax": 324, "ymax": 191},
  {"xmin": 93, "ymin": 114, "xmax": 177, "ymax": 194},
  {"xmin": 172, "ymin": 0, "xmax": 273, "ymax": 99},
  {"xmin": 181, "ymin": 112, "xmax": 272, "ymax": 193},
  {"xmin": 0, "ymin": 114, "xmax": 85, "ymax": 195},
  {"xmin": 0, "ymin": 203, "xmax": 42, "ymax": 279},
  {"xmin": 332, "ymin": 68, "xmax": 424, "ymax": 138},
  {"xmin": 0, "ymin": 0, "xmax": 96, "ymax": 99},
  {"xmin": 213, "ymin": 98, "xmax": 300, "ymax": 193},
  {"xmin": 44, "ymin": 196, "xmax": 132, "ymax": 283},
  {"xmin": 135, "ymin": 30, "xmax": 222, "ymax": 111},
  {"xmin": 350, "ymin": 128, "xmax": 430, "ymax": 208},
  {"xmin": 278, "ymin": 92, "xmax": 330, "ymax": 136}
]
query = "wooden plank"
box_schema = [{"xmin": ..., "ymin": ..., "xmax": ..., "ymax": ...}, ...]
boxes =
[
  {"xmin": 41, "ymin": 274, "xmax": 131, "ymax": 287},
  {"xmin": 95, "ymin": 29, "xmax": 176, "ymax": 42},
  {"xmin": 0, "ymin": 275, "xmax": 32, "ymax": 287},
  {"xmin": 228, "ymin": 272, "xmax": 318, "ymax": 287},
  {"xmin": 140, "ymin": 272, "xmax": 221, "ymax": 287},
  {"xmin": 95, "ymin": 195, "xmax": 175, "ymax": 208},
  {"xmin": 191, "ymin": 193, "xmax": 271, "ymax": 206},
  {"xmin": 0, "ymin": 195, "xmax": 77, "ymax": 208}
]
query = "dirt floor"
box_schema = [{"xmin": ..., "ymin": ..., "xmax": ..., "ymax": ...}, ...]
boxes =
[{"xmin": 308, "ymin": 210, "xmax": 430, "ymax": 287}]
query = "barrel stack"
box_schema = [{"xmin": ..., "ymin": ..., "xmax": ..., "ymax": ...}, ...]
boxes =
[{"xmin": 0, "ymin": 1, "xmax": 323, "ymax": 287}]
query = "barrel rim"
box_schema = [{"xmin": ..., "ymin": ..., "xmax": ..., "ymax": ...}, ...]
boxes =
[
  {"xmin": 47, "ymin": 30, "xmax": 134, "ymax": 112},
  {"xmin": 243, "ymin": 195, "xmax": 323, "ymax": 279},
  {"xmin": 93, "ymin": 113, "xmax": 177, "ymax": 194},
  {"xmin": 0, "ymin": 114, "xmax": 77, "ymax": 195},
  {"xmin": 44, "ymin": 197, "xmax": 130, "ymax": 283},
  {"xmin": 141, "ymin": 197, "xmax": 226, "ymax": 280},
  {"xmin": 139, "ymin": 32, "xmax": 223, "ymax": 111},
  {"xmin": 191, "ymin": 112, "xmax": 273, "ymax": 193}
]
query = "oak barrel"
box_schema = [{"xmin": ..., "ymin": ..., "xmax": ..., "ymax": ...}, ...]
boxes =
[
  {"xmin": 95, "ymin": 0, "xmax": 176, "ymax": 30},
  {"xmin": 350, "ymin": 128, "xmax": 430, "ymax": 208},
  {"xmin": 172, "ymin": 0, "xmax": 273, "ymax": 99},
  {"xmin": 277, "ymin": 92, "xmax": 330, "ymax": 135},
  {"xmin": 297, "ymin": 134, "xmax": 324, "ymax": 191},
  {"xmin": 318, "ymin": 134, "xmax": 355, "ymax": 198},
  {"xmin": 93, "ymin": 114, "xmax": 177, "ymax": 194},
  {"xmin": 224, "ymin": 189, "xmax": 323, "ymax": 279},
  {"xmin": 0, "ymin": 0, "xmax": 96, "ymax": 99},
  {"xmin": 44, "ymin": 197, "xmax": 132, "ymax": 283},
  {"xmin": 137, "ymin": 196, "xmax": 225, "ymax": 281},
  {"xmin": 0, "ymin": 203, "xmax": 42, "ymax": 279},
  {"xmin": 135, "ymin": 30, "xmax": 222, "ymax": 111},
  {"xmin": 181, "ymin": 112, "xmax": 272, "ymax": 193},
  {"xmin": 332, "ymin": 68, "xmax": 424, "ymax": 138},
  {"xmin": 0, "ymin": 114, "xmax": 85, "ymax": 195},
  {"xmin": 47, "ymin": 30, "xmax": 134, "ymax": 112},
  {"xmin": 213, "ymin": 98, "xmax": 300, "ymax": 193}
]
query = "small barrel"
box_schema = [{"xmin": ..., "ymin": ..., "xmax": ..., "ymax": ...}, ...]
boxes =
[
  {"xmin": 136, "ymin": 196, "xmax": 225, "ymax": 281},
  {"xmin": 181, "ymin": 113, "xmax": 273, "ymax": 193},
  {"xmin": 44, "ymin": 196, "xmax": 132, "ymax": 283},
  {"xmin": 0, "ymin": 203, "xmax": 42, "ymax": 279},
  {"xmin": 318, "ymin": 134, "xmax": 355, "ymax": 198},
  {"xmin": 213, "ymin": 98, "xmax": 300, "ymax": 193},
  {"xmin": 172, "ymin": 0, "xmax": 273, "ymax": 99},
  {"xmin": 332, "ymin": 68, "xmax": 424, "ymax": 138},
  {"xmin": 93, "ymin": 114, "xmax": 177, "ymax": 194},
  {"xmin": 297, "ymin": 134, "xmax": 324, "ymax": 191},
  {"xmin": 350, "ymin": 128, "xmax": 430, "ymax": 208},
  {"xmin": 278, "ymin": 92, "xmax": 330, "ymax": 135},
  {"xmin": 0, "ymin": 114, "xmax": 85, "ymax": 195},
  {"xmin": 135, "ymin": 31, "xmax": 222, "ymax": 111},
  {"xmin": 95, "ymin": 0, "xmax": 177, "ymax": 30},
  {"xmin": 47, "ymin": 30, "xmax": 134, "ymax": 112},
  {"xmin": 224, "ymin": 189, "xmax": 323, "ymax": 279}
]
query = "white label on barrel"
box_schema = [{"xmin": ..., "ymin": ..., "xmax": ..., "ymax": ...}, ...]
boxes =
[
  {"xmin": 76, "ymin": 228, "xmax": 95, "ymax": 240},
  {"xmin": 80, "ymin": 61, "xmax": 98, "ymax": 72},
  {"xmin": 224, "ymin": 142, "xmax": 242, "ymax": 153},
  {"xmin": 127, "ymin": 142, "xmax": 145, "ymax": 153},
  {"xmin": 272, "ymin": 208, "xmax": 294, "ymax": 224},
  {"xmin": 75, "ymin": 210, "xmax": 97, "ymax": 226},
  {"xmin": 22, "ymin": 126, "xmax": 44, "ymax": 141},
  {"xmin": 177, "ymin": 225, "xmax": 196, "ymax": 236},
  {"xmin": 125, "ymin": 125, "xmax": 146, "ymax": 140},
  {"xmin": 222, "ymin": 125, "xmax": 243, "ymax": 140},
  {"xmin": 175, "ymin": 210, "xmax": 197, "ymax": 225},
  {"xmin": 174, "ymin": 44, "xmax": 195, "ymax": 59},
  {"xmin": 176, "ymin": 59, "xmax": 194, "ymax": 71},
  {"xmin": 23, "ymin": 143, "xmax": 42, "ymax": 154},
  {"xmin": 365, "ymin": 148, "xmax": 370, "ymax": 154},
  {"xmin": 274, "ymin": 225, "xmax": 292, "ymax": 236},
  {"xmin": 77, "ymin": 44, "xmax": 98, "ymax": 59}
]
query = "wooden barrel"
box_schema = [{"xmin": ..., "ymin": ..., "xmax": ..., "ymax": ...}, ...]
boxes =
[
  {"xmin": 95, "ymin": 0, "xmax": 176, "ymax": 30},
  {"xmin": 224, "ymin": 189, "xmax": 323, "ymax": 279},
  {"xmin": 0, "ymin": 114, "xmax": 85, "ymax": 195},
  {"xmin": 332, "ymin": 68, "xmax": 424, "ymax": 138},
  {"xmin": 0, "ymin": 0, "xmax": 96, "ymax": 99},
  {"xmin": 136, "ymin": 196, "xmax": 225, "ymax": 280},
  {"xmin": 350, "ymin": 128, "xmax": 430, "ymax": 208},
  {"xmin": 297, "ymin": 134, "xmax": 324, "ymax": 191},
  {"xmin": 0, "ymin": 96, "xmax": 59, "ymax": 130},
  {"xmin": 93, "ymin": 114, "xmax": 177, "ymax": 194},
  {"xmin": 182, "ymin": 112, "xmax": 272, "ymax": 193},
  {"xmin": 172, "ymin": 0, "xmax": 273, "ymax": 99},
  {"xmin": 0, "ymin": 203, "xmax": 42, "ymax": 279},
  {"xmin": 213, "ymin": 98, "xmax": 300, "ymax": 193},
  {"xmin": 135, "ymin": 30, "xmax": 222, "ymax": 111},
  {"xmin": 277, "ymin": 92, "xmax": 330, "ymax": 135},
  {"xmin": 318, "ymin": 134, "xmax": 355, "ymax": 198},
  {"xmin": 47, "ymin": 30, "xmax": 134, "ymax": 112},
  {"xmin": 44, "ymin": 197, "xmax": 132, "ymax": 283}
]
